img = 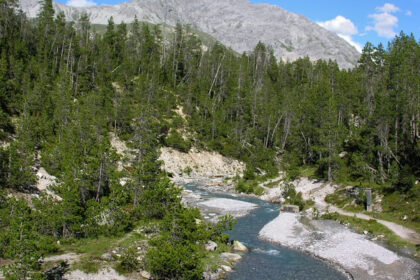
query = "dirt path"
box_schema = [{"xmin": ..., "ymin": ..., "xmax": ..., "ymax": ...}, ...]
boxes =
[
  {"xmin": 294, "ymin": 178, "xmax": 420, "ymax": 245},
  {"xmin": 44, "ymin": 253, "xmax": 81, "ymax": 264},
  {"xmin": 328, "ymin": 205, "xmax": 420, "ymax": 244}
]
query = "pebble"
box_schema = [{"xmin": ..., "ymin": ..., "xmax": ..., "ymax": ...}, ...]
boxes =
[
  {"xmin": 221, "ymin": 265, "xmax": 232, "ymax": 272},
  {"xmin": 140, "ymin": 270, "xmax": 151, "ymax": 279},
  {"xmin": 100, "ymin": 253, "xmax": 113, "ymax": 261}
]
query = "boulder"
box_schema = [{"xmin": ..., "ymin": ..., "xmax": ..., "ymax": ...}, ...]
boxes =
[
  {"xmin": 221, "ymin": 252, "xmax": 242, "ymax": 263},
  {"xmin": 339, "ymin": 151, "xmax": 348, "ymax": 158},
  {"xmin": 233, "ymin": 240, "xmax": 248, "ymax": 252},
  {"xmin": 44, "ymin": 261, "xmax": 69, "ymax": 280},
  {"xmin": 221, "ymin": 265, "xmax": 232, "ymax": 272},
  {"xmin": 100, "ymin": 253, "xmax": 113, "ymax": 261},
  {"xmin": 140, "ymin": 270, "xmax": 151, "ymax": 279},
  {"xmin": 204, "ymin": 269, "xmax": 224, "ymax": 280},
  {"xmin": 205, "ymin": 241, "xmax": 218, "ymax": 251},
  {"xmin": 280, "ymin": 204, "xmax": 300, "ymax": 213}
]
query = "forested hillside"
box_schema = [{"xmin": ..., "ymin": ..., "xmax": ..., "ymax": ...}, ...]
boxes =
[{"xmin": 0, "ymin": 0, "xmax": 419, "ymax": 278}]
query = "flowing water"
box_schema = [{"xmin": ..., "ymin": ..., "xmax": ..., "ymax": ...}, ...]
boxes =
[{"xmin": 184, "ymin": 184, "xmax": 348, "ymax": 280}]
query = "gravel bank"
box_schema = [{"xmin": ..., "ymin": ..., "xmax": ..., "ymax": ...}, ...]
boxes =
[
  {"xmin": 198, "ymin": 198, "xmax": 258, "ymax": 218},
  {"xmin": 259, "ymin": 212, "xmax": 420, "ymax": 280}
]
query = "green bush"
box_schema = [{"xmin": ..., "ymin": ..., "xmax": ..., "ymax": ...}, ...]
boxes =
[
  {"xmin": 243, "ymin": 165, "xmax": 256, "ymax": 180},
  {"xmin": 135, "ymin": 176, "xmax": 181, "ymax": 219},
  {"xmin": 164, "ymin": 131, "xmax": 192, "ymax": 153},
  {"xmin": 147, "ymin": 241, "xmax": 203, "ymax": 280},
  {"xmin": 183, "ymin": 166, "xmax": 193, "ymax": 176},
  {"xmin": 235, "ymin": 180, "xmax": 264, "ymax": 196},
  {"xmin": 119, "ymin": 247, "xmax": 140, "ymax": 272},
  {"xmin": 282, "ymin": 181, "xmax": 312, "ymax": 210}
]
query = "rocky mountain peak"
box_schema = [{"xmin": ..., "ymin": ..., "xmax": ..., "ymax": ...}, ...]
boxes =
[{"xmin": 18, "ymin": 0, "xmax": 360, "ymax": 68}]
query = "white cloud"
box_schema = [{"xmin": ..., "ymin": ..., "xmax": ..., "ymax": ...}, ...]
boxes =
[
  {"xmin": 66, "ymin": 0, "xmax": 97, "ymax": 8},
  {"xmin": 406, "ymin": 10, "xmax": 412, "ymax": 16},
  {"xmin": 317, "ymin": 16, "xmax": 362, "ymax": 53},
  {"xmin": 377, "ymin": 3, "xmax": 400, "ymax": 13},
  {"xmin": 367, "ymin": 3, "xmax": 400, "ymax": 38},
  {"xmin": 318, "ymin": 15, "xmax": 358, "ymax": 35}
]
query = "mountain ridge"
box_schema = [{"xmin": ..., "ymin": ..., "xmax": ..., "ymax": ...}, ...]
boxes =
[{"xmin": 19, "ymin": 0, "xmax": 361, "ymax": 68}]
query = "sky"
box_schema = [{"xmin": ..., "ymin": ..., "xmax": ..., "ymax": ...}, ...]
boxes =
[{"xmin": 56, "ymin": 0, "xmax": 420, "ymax": 53}]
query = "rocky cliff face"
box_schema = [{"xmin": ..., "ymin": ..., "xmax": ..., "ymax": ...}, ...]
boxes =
[{"xmin": 18, "ymin": 0, "xmax": 360, "ymax": 68}]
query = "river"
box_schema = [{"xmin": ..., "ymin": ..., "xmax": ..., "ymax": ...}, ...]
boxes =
[{"xmin": 183, "ymin": 183, "xmax": 348, "ymax": 280}]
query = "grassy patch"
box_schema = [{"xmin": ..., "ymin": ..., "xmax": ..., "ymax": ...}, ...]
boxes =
[
  {"xmin": 72, "ymin": 260, "xmax": 102, "ymax": 273},
  {"xmin": 299, "ymin": 166, "xmax": 317, "ymax": 178},
  {"xmin": 325, "ymin": 189, "xmax": 353, "ymax": 208},
  {"xmin": 375, "ymin": 191, "xmax": 420, "ymax": 233},
  {"xmin": 61, "ymin": 235, "xmax": 122, "ymax": 257},
  {"xmin": 57, "ymin": 224, "xmax": 151, "ymax": 273},
  {"xmin": 324, "ymin": 188, "xmax": 364, "ymax": 212},
  {"xmin": 326, "ymin": 188, "xmax": 420, "ymax": 233},
  {"xmin": 265, "ymin": 179, "xmax": 282, "ymax": 189},
  {"xmin": 235, "ymin": 180, "xmax": 264, "ymax": 196}
]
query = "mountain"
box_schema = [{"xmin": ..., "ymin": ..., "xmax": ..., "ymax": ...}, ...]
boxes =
[{"xmin": 19, "ymin": 0, "xmax": 360, "ymax": 68}]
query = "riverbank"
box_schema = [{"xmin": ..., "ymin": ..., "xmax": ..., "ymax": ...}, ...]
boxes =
[
  {"xmin": 178, "ymin": 177, "xmax": 420, "ymax": 280},
  {"xmin": 157, "ymin": 147, "xmax": 420, "ymax": 279},
  {"xmin": 259, "ymin": 212, "xmax": 419, "ymax": 280}
]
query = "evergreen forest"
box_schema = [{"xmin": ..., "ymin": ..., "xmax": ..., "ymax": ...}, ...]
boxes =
[{"xmin": 0, "ymin": 0, "xmax": 419, "ymax": 278}]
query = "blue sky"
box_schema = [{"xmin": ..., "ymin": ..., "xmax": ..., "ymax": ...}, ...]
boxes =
[{"xmin": 57, "ymin": 0, "xmax": 419, "ymax": 52}]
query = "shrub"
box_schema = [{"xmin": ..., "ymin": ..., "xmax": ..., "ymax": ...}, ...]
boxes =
[
  {"xmin": 164, "ymin": 131, "xmax": 191, "ymax": 153},
  {"xmin": 147, "ymin": 241, "xmax": 203, "ymax": 280},
  {"xmin": 243, "ymin": 165, "xmax": 256, "ymax": 180},
  {"xmin": 235, "ymin": 180, "xmax": 264, "ymax": 196},
  {"xmin": 119, "ymin": 247, "xmax": 140, "ymax": 272},
  {"xmin": 183, "ymin": 166, "xmax": 193, "ymax": 176},
  {"xmin": 135, "ymin": 177, "xmax": 181, "ymax": 219}
]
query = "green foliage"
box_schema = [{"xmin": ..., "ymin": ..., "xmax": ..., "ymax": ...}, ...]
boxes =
[
  {"xmin": 147, "ymin": 240, "xmax": 203, "ymax": 280},
  {"xmin": 164, "ymin": 130, "xmax": 192, "ymax": 153},
  {"xmin": 0, "ymin": 0, "xmax": 419, "ymax": 275},
  {"xmin": 235, "ymin": 180, "xmax": 264, "ymax": 196},
  {"xmin": 135, "ymin": 176, "xmax": 181, "ymax": 219},
  {"xmin": 243, "ymin": 165, "xmax": 256, "ymax": 180},
  {"xmin": 183, "ymin": 166, "xmax": 193, "ymax": 176},
  {"xmin": 211, "ymin": 215, "xmax": 236, "ymax": 244},
  {"xmin": 282, "ymin": 181, "xmax": 311, "ymax": 211},
  {"xmin": 395, "ymin": 165, "xmax": 416, "ymax": 193},
  {"xmin": 146, "ymin": 207, "xmax": 206, "ymax": 279},
  {"xmin": 119, "ymin": 247, "xmax": 140, "ymax": 272}
]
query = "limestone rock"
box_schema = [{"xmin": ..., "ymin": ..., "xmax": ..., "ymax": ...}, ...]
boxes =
[
  {"xmin": 140, "ymin": 270, "xmax": 151, "ymax": 279},
  {"xmin": 233, "ymin": 240, "xmax": 248, "ymax": 252},
  {"xmin": 281, "ymin": 204, "xmax": 300, "ymax": 213},
  {"xmin": 221, "ymin": 265, "xmax": 232, "ymax": 272},
  {"xmin": 221, "ymin": 252, "xmax": 242, "ymax": 263},
  {"xmin": 100, "ymin": 253, "xmax": 113, "ymax": 261},
  {"xmin": 205, "ymin": 241, "xmax": 218, "ymax": 251}
]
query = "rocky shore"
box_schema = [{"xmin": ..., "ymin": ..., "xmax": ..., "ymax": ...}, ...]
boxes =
[
  {"xmin": 178, "ymin": 178, "xmax": 420, "ymax": 280},
  {"xmin": 259, "ymin": 212, "xmax": 419, "ymax": 280}
]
